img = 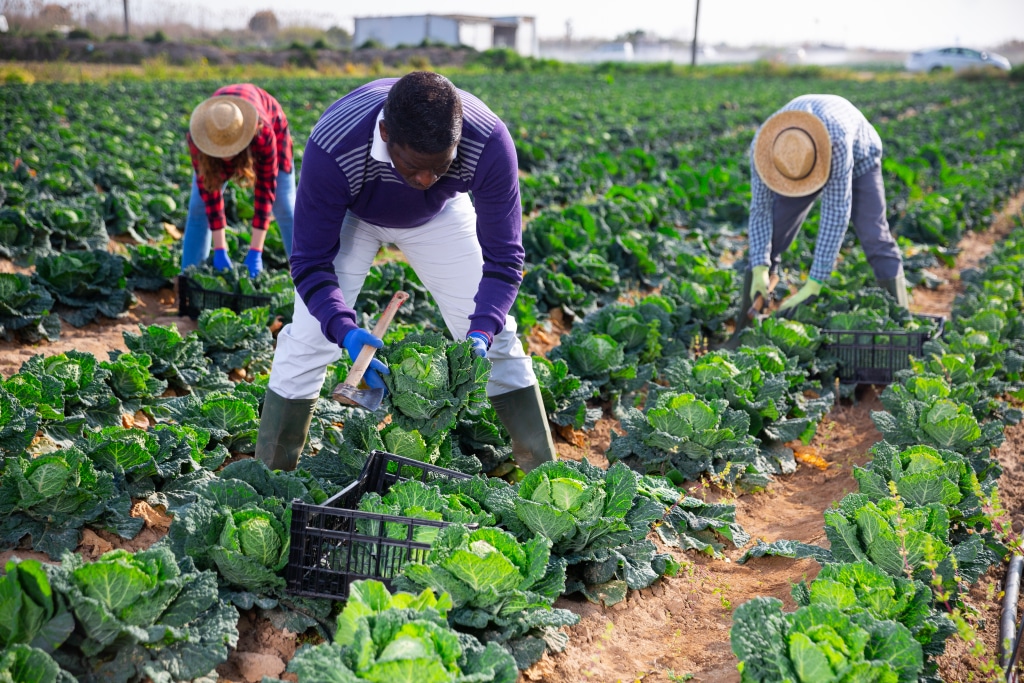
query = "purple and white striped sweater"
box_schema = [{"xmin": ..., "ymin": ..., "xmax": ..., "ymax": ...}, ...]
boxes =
[{"xmin": 291, "ymin": 78, "xmax": 524, "ymax": 346}]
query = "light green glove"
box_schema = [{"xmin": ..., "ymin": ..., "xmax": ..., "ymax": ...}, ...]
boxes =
[
  {"xmin": 750, "ymin": 265, "xmax": 770, "ymax": 300},
  {"xmin": 778, "ymin": 277, "xmax": 823, "ymax": 316}
]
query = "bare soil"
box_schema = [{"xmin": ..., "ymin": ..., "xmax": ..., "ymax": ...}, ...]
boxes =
[
  {"xmin": 1, "ymin": 194, "xmax": 1022, "ymax": 682},
  {"xmin": 0, "ymin": 282, "xmax": 195, "ymax": 378}
]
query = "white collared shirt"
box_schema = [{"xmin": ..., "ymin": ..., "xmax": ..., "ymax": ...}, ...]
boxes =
[{"xmin": 370, "ymin": 110, "xmax": 391, "ymax": 165}]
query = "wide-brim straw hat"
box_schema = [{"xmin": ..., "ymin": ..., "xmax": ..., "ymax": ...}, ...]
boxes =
[
  {"xmin": 189, "ymin": 95, "xmax": 259, "ymax": 159},
  {"xmin": 753, "ymin": 110, "xmax": 832, "ymax": 197}
]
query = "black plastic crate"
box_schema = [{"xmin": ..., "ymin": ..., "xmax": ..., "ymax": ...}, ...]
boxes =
[
  {"xmin": 285, "ymin": 450, "xmax": 474, "ymax": 601},
  {"xmin": 822, "ymin": 314, "xmax": 945, "ymax": 385},
  {"xmin": 177, "ymin": 275, "xmax": 272, "ymax": 319}
]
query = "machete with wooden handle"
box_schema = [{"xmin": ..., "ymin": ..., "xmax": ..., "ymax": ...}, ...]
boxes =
[{"xmin": 332, "ymin": 290, "xmax": 409, "ymax": 411}]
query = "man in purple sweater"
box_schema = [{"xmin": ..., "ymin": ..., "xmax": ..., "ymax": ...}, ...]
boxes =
[{"xmin": 255, "ymin": 71, "xmax": 556, "ymax": 473}]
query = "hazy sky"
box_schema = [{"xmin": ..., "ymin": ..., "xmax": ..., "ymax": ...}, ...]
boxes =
[{"xmin": 124, "ymin": 0, "xmax": 1023, "ymax": 50}]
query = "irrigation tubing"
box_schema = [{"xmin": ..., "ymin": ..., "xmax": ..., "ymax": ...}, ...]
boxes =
[{"xmin": 1002, "ymin": 555, "xmax": 1024, "ymax": 682}]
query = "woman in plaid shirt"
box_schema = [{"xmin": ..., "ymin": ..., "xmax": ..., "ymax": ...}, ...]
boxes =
[{"xmin": 182, "ymin": 84, "xmax": 294, "ymax": 277}]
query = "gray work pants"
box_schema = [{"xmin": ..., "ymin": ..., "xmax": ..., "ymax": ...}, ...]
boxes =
[{"xmin": 769, "ymin": 164, "xmax": 903, "ymax": 280}]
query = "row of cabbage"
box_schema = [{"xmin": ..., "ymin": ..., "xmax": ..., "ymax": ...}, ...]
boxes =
[
  {"xmin": 4, "ymin": 76, "xmax": 1024, "ymax": 345},
  {"xmin": 729, "ymin": 225, "xmax": 1024, "ymax": 682}
]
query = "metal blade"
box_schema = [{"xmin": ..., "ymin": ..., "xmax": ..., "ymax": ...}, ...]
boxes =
[{"xmin": 331, "ymin": 382, "xmax": 384, "ymax": 411}]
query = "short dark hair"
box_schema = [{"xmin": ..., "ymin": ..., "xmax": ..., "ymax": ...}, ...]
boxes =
[{"xmin": 383, "ymin": 71, "xmax": 462, "ymax": 154}]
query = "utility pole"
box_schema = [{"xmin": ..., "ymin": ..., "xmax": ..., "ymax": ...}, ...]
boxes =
[
  {"xmin": 690, "ymin": 0, "xmax": 701, "ymax": 67},
  {"xmin": 123, "ymin": 0, "xmax": 129, "ymax": 36}
]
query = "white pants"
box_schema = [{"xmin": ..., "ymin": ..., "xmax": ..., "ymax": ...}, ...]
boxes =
[{"xmin": 269, "ymin": 194, "xmax": 536, "ymax": 400}]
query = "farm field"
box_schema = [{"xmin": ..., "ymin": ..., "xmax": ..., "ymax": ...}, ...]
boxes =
[{"xmin": 1, "ymin": 68, "xmax": 1024, "ymax": 683}]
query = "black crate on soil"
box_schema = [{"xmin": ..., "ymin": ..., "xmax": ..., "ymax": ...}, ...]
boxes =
[
  {"xmin": 285, "ymin": 450, "xmax": 474, "ymax": 601},
  {"xmin": 177, "ymin": 275, "xmax": 272, "ymax": 319},
  {"xmin": 822, "ymin": 314, "xmax": 945, "ymax": 385}
]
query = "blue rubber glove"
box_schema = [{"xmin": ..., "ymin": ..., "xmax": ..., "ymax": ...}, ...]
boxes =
[
  {"xmin": 342, "ymin": 328, "xmax": 390, "ymax": 391},
  {"xmin": 212, "ymin": 248, "xmax": 233, "ymax": 272},
  {"xmin": 467, "ymin": 330, "xmax": 492, "ymax": 359},
  {"xmin": 243, "ymin": 249, "xmax": 263, "ymax": 278}
]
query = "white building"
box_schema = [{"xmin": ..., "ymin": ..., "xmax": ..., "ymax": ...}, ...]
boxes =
[{"xmin": 353, "ymin": 14, "xmax": 538, "ymax": 58}]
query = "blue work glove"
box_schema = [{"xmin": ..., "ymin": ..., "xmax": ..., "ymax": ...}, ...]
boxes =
[
  {"xmin": 467, "ymin": 330, "xmax": 492, "ymax": 359},
  {"xmin": 342, "ymin": 328, "xmax": 390, "ymax": 391},
  {"xmin": 212, "ymin": 248, "xmax": 233, "ymax": 272},
  {"xmin": 243, "ymin": 249, "xmax": 263, "ymax": 278}
]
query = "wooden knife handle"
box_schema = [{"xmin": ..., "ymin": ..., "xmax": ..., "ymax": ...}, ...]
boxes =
[{"xmin": 343, "ymin": 291, "xmax": 410, "ymax": 387}]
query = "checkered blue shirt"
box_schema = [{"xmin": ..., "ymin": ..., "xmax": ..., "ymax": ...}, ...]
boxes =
[{"xmin": 748, "ymin": 94, "xmax": 884, "ymax": 282}]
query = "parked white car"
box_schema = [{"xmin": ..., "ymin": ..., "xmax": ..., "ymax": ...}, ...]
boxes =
[
  {"xmin": 906, "ymin": 47, "xmax": 1011, "ymax": 73},
  {"xmin": 580, "ymin": 41, "xmax": 634, "ymax": 63}
]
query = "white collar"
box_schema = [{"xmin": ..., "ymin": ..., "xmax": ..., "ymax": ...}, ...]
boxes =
[
  {"xmin": 370, "ymin": 109, "xmax": 458, "ymax": 166},
  {"xmin": 370, "ymin": 109, "xmax": 391, "ymax": 165}
]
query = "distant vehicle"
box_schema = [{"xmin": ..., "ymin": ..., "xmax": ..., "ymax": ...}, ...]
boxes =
[
  {"xmin": 905, "ymin": 47, "xmax": 1011, "ymax": 73},
  {"xmin": 580, "ymin": 41, "xmax": 634, "ymax": 63},
  {"xmin": 782, "ymin": 47, "xmax": 807, "ymax": 64}
]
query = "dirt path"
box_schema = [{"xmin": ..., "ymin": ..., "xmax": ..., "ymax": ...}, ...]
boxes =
[
  {"xmin": 909, "ymin": 189, "xmax": 1024, "ymax": 318},
  {"xmin": 528, "ymin": 386, "xmax": 885, "ymax": 683},
  {"xmin": 0, "ymin": 283, "xmax": 195, "ymax": 378}
]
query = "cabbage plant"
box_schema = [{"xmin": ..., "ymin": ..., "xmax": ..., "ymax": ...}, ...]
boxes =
[
  {"xmin": 791, "ymin": 561, "xmax": 955, "ymax": 669},
  {"xmin": 495, "ymin": 459, "xmax": 678, "ymax": 602},
  {"xmin": 0, "ymin": 272, "xmax": 60, "ymax": 344},
  {"xmin": 608, "ymin": 390, "xmax": 776, "ymax": 490},
  {"xmin": 162, "ymin": 459, "xmax": 331, "ymax": 632},
  {"xmin": 46, "ymin": 546, "xmax": 239, "ymax": 683},
  {"xmin": 731, "ymin": 596, "xmax": 923, "ymax": 683},
  {"xmin": 396, "ymin": 524, "xmax": 579, "ymax": 669},
  {"xmin": 0, "ymin": 446, "xmax": 140, "ymax": 559},
  {"xmin": 356, "ymin": 479, "xmax": 496, "ymax": 544},
  {"xmin": 380, "ymin": 331, "xmax": 490, "ymax": 438},
  {"xmin": 287, "ymin": 579, "xmax": 517, "ymax": 683},
  {"xmin": 531, "ymin": 355, "xmax": 601, "ymax": 431},
  {"xmin": 661, "ymin": 344, "xmax": 832, "ymax": 442},
  {"xmin": 872, "ymin": 374, "xmax": 1005, "ymax": 481}
]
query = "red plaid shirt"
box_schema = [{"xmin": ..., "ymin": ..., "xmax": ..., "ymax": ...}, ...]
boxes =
[{"xmin": 187, "ymin": 84, "xmax": 293, "ymax": 232}]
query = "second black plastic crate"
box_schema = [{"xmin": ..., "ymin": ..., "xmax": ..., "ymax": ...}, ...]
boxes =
[
  {"xmin": 177, "ymin": 275, "xmax": 272, "ymax": 319},
  {"xmin": 285, "ymin": 450, "xmax": 473, "ymax": 601},
  {"xmin": 822, "ymin": 314, "xmax": 945, "ymax": 385}
]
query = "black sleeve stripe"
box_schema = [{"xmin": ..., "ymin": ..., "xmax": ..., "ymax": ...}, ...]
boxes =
[
  {"xmin": 492, "ymin": 261, "xmax": 524, "ymax": 270},
  {"xmin": 482, "ymin": 271, "xmax": 522, "ymax": 285},
  {"xmin": 303, "ymin": 280, "xmax": 337, "ymax": 301},
  {"xmin": 293, "ymin": 264, "xmax": 336, "ymax": 287}
]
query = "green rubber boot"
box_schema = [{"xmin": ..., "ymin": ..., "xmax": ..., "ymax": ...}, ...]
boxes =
[
  {"xmin": 490, "ymin": 384, "xmax": 557, "ymax": 474},
  {"xmin": 876, "ymin": 271, "xmax": 910, "ymax": 309},
  {"xmin": 255, "ymin": 388, "xmax": 316, "ymax": 471}
]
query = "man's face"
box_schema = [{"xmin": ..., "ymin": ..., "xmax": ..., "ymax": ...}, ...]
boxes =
[{"xmin": 380, "ymin": 121, "xmax": 456, "ymax": 191}]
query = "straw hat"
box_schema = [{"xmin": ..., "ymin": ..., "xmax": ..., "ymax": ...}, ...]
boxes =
[
  {"xmin": 189, "ymin": 95, "xmax": 259, "ymax": 159},
  {"xmin": 753, "ymin": 110, "xmax": 832, "ymax": 197}
]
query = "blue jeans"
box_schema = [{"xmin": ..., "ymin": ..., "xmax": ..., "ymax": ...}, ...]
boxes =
[{"xmin": 180, "ymin": 170, "xmax": 296, "ymax": 271}]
